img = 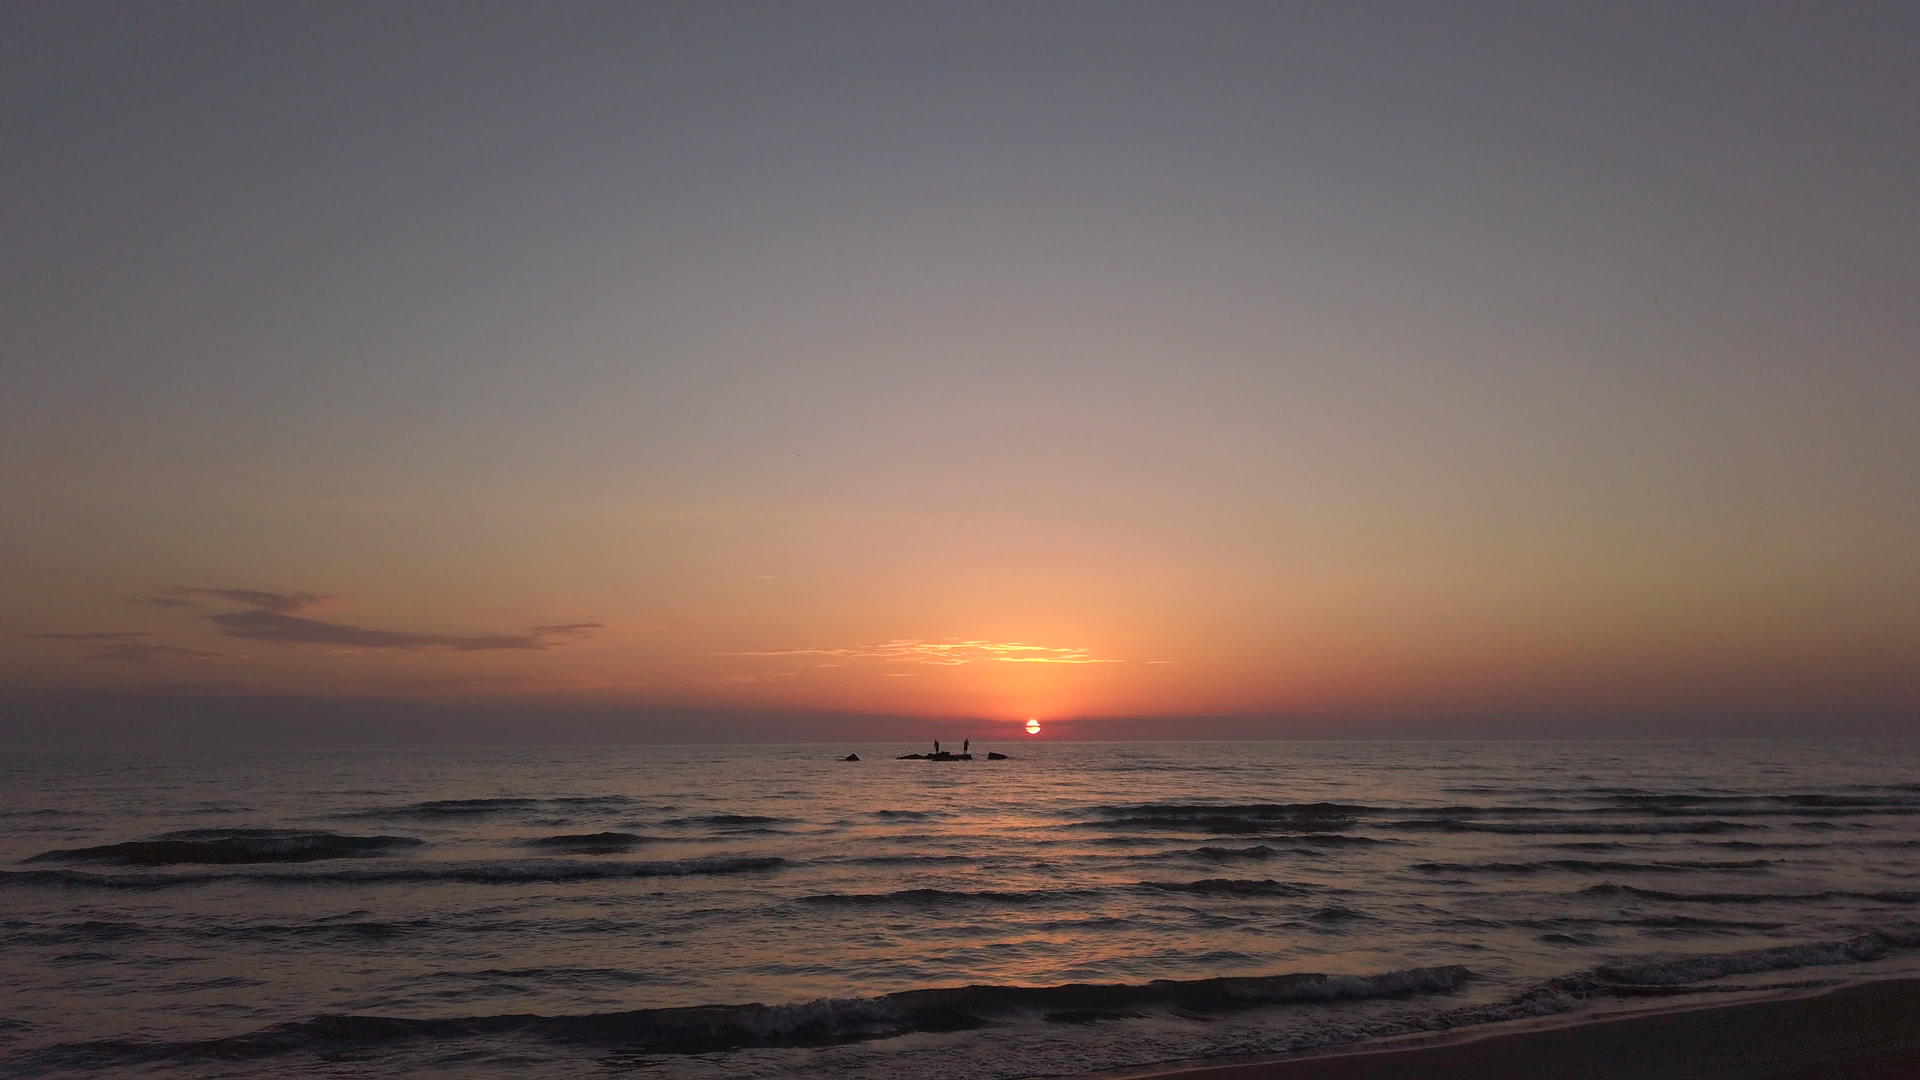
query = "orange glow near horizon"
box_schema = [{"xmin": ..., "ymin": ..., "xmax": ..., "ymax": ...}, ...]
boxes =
[{"xmin": 9, "ymin": 485, "xmax": 1920, "ymax": 736}]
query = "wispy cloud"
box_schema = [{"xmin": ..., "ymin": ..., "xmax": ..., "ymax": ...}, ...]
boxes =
[
  {"xmin": 720, "ymin": 639, "xmax": 1124, "ymax": 666},
  {"xmin": 531, "ymin": 622, "xmax": 606, "ymax": 638},
  {"xmin": 208, "ymin": 609, "xmax": 558, "ymax": 650},
  {"xmin": 38, "ymin": 590, "xmax": 601, "ymax": 665},
  {"xmin": 28, "ymin": 632, "xmax": 241, "ymax": 663},
  {"xmin": 169, "ymin": 588, "xmax": 329, "ymax": 613},
  {"xmin": 713, "ymin": 670, "xmax": 803, "ymax": 684},
  {"xmin": 95, "ymin": 643, "xmax": 245, "ymax": 662},
  {"xmin": 178, "ymin": 589, "xmax": 604, "ymax": 652},
  {"xmin": 129, "ymin": 595, "xmax": 198, "ymax": 609}
]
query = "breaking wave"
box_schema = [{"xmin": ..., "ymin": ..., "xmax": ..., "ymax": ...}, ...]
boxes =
[
  {"xmin": 16, "ymin": 965, "xmax": 1474, "ymax": 1067},
  {"xmin": 25, "ymin": 929, "xmax": 1912, "ymax": 1073},
  {"xmin": 1595, "ymin": 931, "xmax": 1920, "ymax": 985}
]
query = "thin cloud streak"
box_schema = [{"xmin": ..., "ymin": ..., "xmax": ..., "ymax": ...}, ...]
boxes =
[
  {"xmin": 94, "ymin": 643, "xmax": 245, "ymax": 663},
  {"xmin": 182, "ymin": 588, "xmax": 604, "ymax": 652},
  {"xmin": 28, "ymin": 633, "xmax": 242, "ymax": 663},
  {"xmin": 171, "ymin": 588, "xmax": 329, "ymax": 613},
  {"xmin": 719, "ymin": 638, "xmax": 1123, "ymax": 666},
  {"xmin": 531, "ymin": 622, "xmax": 606, "ymax": 638},
  {"xmin": 208, "ymin": 610, "xmax": 554, "ymax": 651},
  {"xmin": 714, "ymin": 670, "xmax": 802, "ymax": 684},
  {"xmin": 33, "ymin": 591, "xmax": 603, "ymax": 663}
]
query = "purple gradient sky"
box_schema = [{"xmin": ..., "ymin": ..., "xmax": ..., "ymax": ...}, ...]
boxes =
[{"xmin": 3, "ymin": 2, "xmax": 1916, "ymax": 746}]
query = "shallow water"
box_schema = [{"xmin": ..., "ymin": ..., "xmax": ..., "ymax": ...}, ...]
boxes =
[{"xmin": 4, "ymin": 739, "xmax": 1919, "ymax": 1078}]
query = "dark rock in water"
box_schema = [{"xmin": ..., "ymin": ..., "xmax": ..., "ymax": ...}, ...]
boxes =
[
  {"xmin": 957, "ymin": 753, "xmax": 973, "ymax": 760},
  {"xmin": 842, "ymin": 753, "xmax": 860, "ymax": 761},
  {"xmin": 987, "ymin": 752, "xmax": 1009, "ymax": 760},
  {"xmin": 897, "ymin": 753, "xmax": 926, "ymax": 759}
]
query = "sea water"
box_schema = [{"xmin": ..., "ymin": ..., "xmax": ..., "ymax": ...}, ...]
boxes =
[{"xmin": 4, "ymin": 739, "xmax": 1919, "ymax": 1078}]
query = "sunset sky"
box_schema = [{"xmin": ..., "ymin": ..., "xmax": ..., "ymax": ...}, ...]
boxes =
[{"xmin": 4, "ymin": 3, "xmax": 1915, "ymax": 746}]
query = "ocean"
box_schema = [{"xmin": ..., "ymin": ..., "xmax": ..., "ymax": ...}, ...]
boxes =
[{"xmin": 4, "ymin": 739, "xmax": 1919, "ymax": 1078}]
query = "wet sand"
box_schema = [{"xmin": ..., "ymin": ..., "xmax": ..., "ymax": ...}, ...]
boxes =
[{"xmin": 1096, "ymin": 978, "xmax": 1920, "ymax": 1080}]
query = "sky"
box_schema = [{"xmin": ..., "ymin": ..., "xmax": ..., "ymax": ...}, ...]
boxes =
[{"xmin": 3, "ymin": 2, "xmax": 1916, "ymax": 747}]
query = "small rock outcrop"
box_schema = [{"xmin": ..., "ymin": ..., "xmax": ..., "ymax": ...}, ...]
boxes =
[
  {"xmin": 987, "ymin": 752, "xmax": 1009, "ymax": 760},
  {"xmin": 842, "ymin": 753, "xmax": 860, "ymax": 761}
]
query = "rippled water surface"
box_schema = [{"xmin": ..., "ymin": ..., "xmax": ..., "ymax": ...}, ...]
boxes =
[{"xmin": 4, "ymin": 740, "xmax": 1920, "ymax": 1077}]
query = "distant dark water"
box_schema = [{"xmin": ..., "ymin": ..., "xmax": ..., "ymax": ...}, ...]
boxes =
[{"xmin": 3, "ymin": 739, "xmax": 1919, "ymax": 1078}]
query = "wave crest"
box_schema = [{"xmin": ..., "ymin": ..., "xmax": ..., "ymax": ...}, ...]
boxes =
[
  {"xmin": 1578, "ymin": 882, "xmax": 1920, "ymax": 905},
  {"xmin": 1596, "ymin": 932, "xmax": 1920, "ymax": 985},
  {"xmin": 1413, "ymin": 858, "xmax": 1774, "ymax": 875},
  {"xmin": 521, "ymin": 832, "xmax": 657, "ymax": 853},
  {"xmin": 21, "ymin": 965, "xmax": 1473, "ymax": 1066},
  {"xmin": 0, "ymin": 855, "xmax": 785, "ymax": 890},
  {"xmin": 23, "ymin": 830, "xmax": 422, "ymax": 867}
]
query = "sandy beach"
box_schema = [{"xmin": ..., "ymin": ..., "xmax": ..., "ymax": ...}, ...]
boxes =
[{"xmin": 1099, "ymin": 978, "xmax": 1920, "ymax": 1080}]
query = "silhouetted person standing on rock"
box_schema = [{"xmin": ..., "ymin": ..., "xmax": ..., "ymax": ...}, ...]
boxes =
[{"xmin": 963, "ymin": 739, "xmax": 969, "ymax": 754}]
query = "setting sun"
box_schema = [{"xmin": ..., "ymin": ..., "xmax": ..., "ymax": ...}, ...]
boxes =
[{"xmin": 1025, "ymin": 718, "xmax": 1042, "ymax": 735}]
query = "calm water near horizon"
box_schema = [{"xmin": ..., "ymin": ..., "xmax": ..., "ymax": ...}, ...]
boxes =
[{"xmin": 5, "ymin": 739, "xmax": 1920, "ymax": 1078}]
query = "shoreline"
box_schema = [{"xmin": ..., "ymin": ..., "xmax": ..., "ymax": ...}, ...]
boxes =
[{"xmin": 1085, "ymin": 977, "xmax": 1920, "ymax": 1080}]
